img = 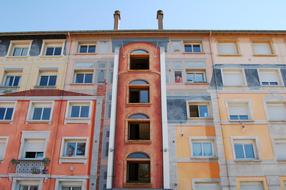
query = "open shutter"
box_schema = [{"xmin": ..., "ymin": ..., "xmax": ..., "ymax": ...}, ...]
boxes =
[
  {"xmin": 240, "ymin": 182, "xmax": 264, "ymax": 190},
  {"xmin": 0, "ymin": 140, "xmax": 6, "ymax": 160},
  {"xmin": 23, "ymin": 139, "xmax": 45, "ymax": 153},
  {"xmin": 223, "ymin": 70, "xmax": 244, "ymax": 86},
  {"xmin": 275, "ymin": 142, "xmax": 286, "ymax": 160},
  {"xmin": 229, "ymin": 103, "xmax": 248, "ymax": 116},
  {"xmin": 267, "ymin": 103, "xmax": 286, "ymax": 121}
]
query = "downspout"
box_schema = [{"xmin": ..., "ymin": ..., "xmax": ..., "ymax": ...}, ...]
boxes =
[{"xmin": 208, "ymin": 31, "xmax": 231, "ymax": 190}]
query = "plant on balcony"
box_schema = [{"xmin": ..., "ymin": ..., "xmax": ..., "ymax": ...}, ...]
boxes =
[
  {"xmin": 42, "ymin": 158, "xmax": 50, "ymax": 166},
  {"xmin": 31, "ymin": 167, "xmax": 41, "ymax": 174},
  {"xmin": 11, "ymin": 159, "xmax": 20, "ymax": 165}
]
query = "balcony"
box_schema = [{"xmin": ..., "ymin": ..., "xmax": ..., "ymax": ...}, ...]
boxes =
[
  {"xmin": 11, "ymin": 158, "xmax": 50, "ymax": 174},
  {"xmin": 0, "ymin": 86, "xmax": 19, "ymax": 94}
]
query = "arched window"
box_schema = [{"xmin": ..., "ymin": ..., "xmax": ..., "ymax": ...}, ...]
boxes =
[
  {"xmin": 129, "ymin": 80, "xmax": 149, "ymax": 104},
  {"xmin": 129, "ymin": 49, "xmax": 149, "ymax": 70},
  {"xmin": 127, "ymin": 113, "xmax": 150, "ymax": 141},
  {"xmin": 126, "ymin": 152, "xmax": 150, "ymax": 183}
]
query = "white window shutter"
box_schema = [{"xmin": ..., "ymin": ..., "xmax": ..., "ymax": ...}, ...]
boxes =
[
  {"xmin": 218, "ymin": 42, "xmax": 237, "ymax": 55},
  {"xmin": 240, "ymin": 182, "xmax": 264, "ymax": 190},
  {"xmin": 24, "ymin": 139, "xmax": 45, "ymax": 152},
  {"xmin": 195, "ymin": 182, "xmax": 220, "ymax": 190},
  {"xmin": 275, "ymin": 142, "xmax": 286, "ymax": 160},
  {"xmin": 267, "ymin": 103, "xmax": 286, "ymax": 121},
  {"xmin": 223, "ymin": 70, "xmax": 244, "ymax": 86},
  {"xmin": 253, "ymin": 43, "xmax": 271, "ymax": 55},
  {"xmin": 0, "ymin": 141, "xmax": 6, "ymax": 160},
  {"xmin": 229, "ymin": 103, "xmax": 248, "ymax": 115},
  {"xmin": 260, "ymin": 71, "xmax": 279, "ymax": 83}
]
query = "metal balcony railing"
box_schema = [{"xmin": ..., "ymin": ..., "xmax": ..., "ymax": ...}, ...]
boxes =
[{"xmin": 13, "ymin": 159, "xmax": 49, "ymax": 174}]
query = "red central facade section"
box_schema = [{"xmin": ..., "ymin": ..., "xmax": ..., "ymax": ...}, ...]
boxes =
[{"xmin": 113, "ymin": 42, "xmax": 163, "ymax": 188}]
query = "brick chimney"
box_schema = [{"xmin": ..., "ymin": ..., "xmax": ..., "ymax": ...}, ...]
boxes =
[
  {"xmin": 113, "ymin": 10, "xmax": 121, "ymax": 30},
  {"xmin": 157, "ymin": 10, "xmax": 164, "ymax": 30}
]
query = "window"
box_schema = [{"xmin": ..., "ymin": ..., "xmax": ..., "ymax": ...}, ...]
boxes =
[
  {"xmin": 16, "ymin": 181, "xmax": 40, "ymax": 190},
  {"xmin": 274, "ymin": 140, "xmax": 286, "ymax": 160},
  {"xmin": 186, "ymin": 70, "xmax": 206, "ymax": 83},
  {"xmin": 38, "ymin": 72, "xmax": 57, "ymax": 87},
  {"xmin": 129, "ymin": 49, "xmax": 149, "ymax": 70},
  {"xmin": 259, "ymin": 70, "xmax": 280, "ymax": 86},
  {"xmin": 233, "ymin": 139, "xmax": 257, "ymax": 160},
  {"xmin": 217, "ymin": 41, "xmax": 238, "ymax": 55},
  {"xmin": 45, "ymin": 46, "xmax": 62, "ymax": 56},
  {"xmin": 0, "ymin": 103, "xmax": 14, "ymax": 121},
  {"xmin": 74, "ymin": 71, "xmax": 93, "ymax": 84},
  {"xmin": 253, "ymin": 42, "xmax": 272, "ymax": 55},
  {"xmin": 194, "ymin": 182, "xmax": 220, "ymax": 190},
  {"xmin": 3, "ymin": 73, "xmax": 21, "ymax": 87},
  {"xmin": 0, "ymin": 138, "xmax": 8, "ymax": 160},
  {"xmin": 29, "ymin": 102, "xmax": 52, "ymax": 121},
  {"xmin": 191, "ymin": 140, "xmax": 214, "ymax": 158},
  {"xmin": 129, "ymin": 80, "xmax": 149, "ymax": 103},
  {"xmin": 266, "ymin": 102, "xmax": 286, "ymax": 121},
  {"xmin": 78, "ymin": 43, "xmax": 96, "ymax": 54},
  {"xmin": 63, "ymin": 139, "xmax": 86, "ymax": 157},
  {"xmin": 42, "ymin": 41, "xmax": 64, "ymax": 56},
  {"xmin": 9, "ymin": 41, "xmax": 31, "ymax": 56},
  {"xmin": 184, "ymin": 43, "xmax": 202, "ymax": 53},
  {"xmin": 223, "ymin": 69, "xmax": 245, "ymax": 86},
  {"xmin": 189, "ymin": 104, "xmax": 209, "ymax": 118},
  {"xmin": 126, "ymin": 152, "xmax": 150, "ymax": 184},
  {"xmin": 68, "ymin": 103, "xmax": 90, "ymax": 118},
  {"xmin": 128, "ymin": 113, "xmax": 150, "ymax": 141},
  {"xmin": 228, "ymin": 102, "xmax": 250, "ymax": 121},
  {"xmin": 13, "ymin": 47, "xmax": 29, "ymax": 56},
  {"xmin": 22, "ymin": 139, "xmax": 45, "ymax": 159},
  {"xmin": 174, "ymin": 71, "xmax": 183, "ymax": 83},
  {"xmin": 240, "ymin": 181, "xmax": 264, "ymax": 190}
]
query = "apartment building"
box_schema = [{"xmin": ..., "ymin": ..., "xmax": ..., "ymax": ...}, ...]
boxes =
[{"xmin": 0, "ymin": 10, "xmax": 286, "ymax": 190}]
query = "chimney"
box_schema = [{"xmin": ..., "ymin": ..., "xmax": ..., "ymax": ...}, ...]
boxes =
[
  {"xmin": 156, "ymin": 10, "xmax": 164, "ymax": 30},
  {"xmin": 113, "ymin": 10, "xmax": 121, "ymax": 30}
]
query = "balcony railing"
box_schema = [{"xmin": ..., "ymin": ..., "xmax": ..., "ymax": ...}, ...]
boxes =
[{"xmin": 12, "ymin": 159, "xmax": 49, "ymax": 174}]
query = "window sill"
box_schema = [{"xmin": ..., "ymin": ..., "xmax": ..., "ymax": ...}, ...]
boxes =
[
  {"xmin": 34, "ymin": 86, "xmax": 56, "ymax": 89},
  {"xmin": 228, "ymin": 119, "xmax": 253, "ymax": 122},
  {"xmin": 126, "ymin": 140, "xmax": 151, "ymax": 144},
  {"xmin": 127, "ymin": 69, "xmax": 150, "ymax": 72},
  {"xmin": 6, "ymin": 56, "xmax": 29, "ymax": 58},
  {"xmin": 65, "ymin": 118, "xmax": 90, "ymax": 124},
  {"xmin": 70, "ymin": 83, "xmax": 95, "ymax": 86},
  {"xmin": 253, "ymin": 54, "xmax": 277, "ymax": 57},
  {"xmin": 277, "ymin": 159, "xmax": 286, "ymax": 162},
  {"xmin": 0, "ymin": 120, "xmax": 13, "ymax": 124},
  {"xmin": 190, "ymin": 156, "xmax": 218, "ymax": 160},
  {"xmin": 26, "ymin": 120, "xmax": 51, "ymax": 124},
  {"xmin": 124, "ymin": 183, "xmax": 151, "ymax": 188},
  {"xmin": 74, "ymin": 53, "xmax": 97, "ymax": 55},
  {"xmin": 185, "ymin": 82, "xmax": 208, "ymax": 85},
  {"xmin": 268, "ymin": 120, "xmax": 286, "ymax": 122},
  {"xmin": 0, "ymin": 86, "xmax": 20, "ymax": 89},
  {"xmin": 217, "ymin": 54, "xmax": 241, "ymax": 57},
  {"xmin": 59, "ymin": 157, "xmax": 87, "ymax": 164},
  {"xmin": 39, "ymin": 55, "xmax": 65, "ymax": 58},
  {"xmin": 234, "ymin": 159, "xmax": 261, "ymax": 162},
  {"xmin": 183, "ymin": 52, "xmax": 205, "ymax": 55},
  {"xmin": 188, "ymin": 117, "xmax": 213, "ymax": 120},
  {"xmin": 126, "ymin": 103, "xmax": 151, "ymax": 107}
]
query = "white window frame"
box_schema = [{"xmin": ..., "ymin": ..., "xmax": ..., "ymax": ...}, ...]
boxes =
[
  {"xmin": 37, "ymin": 71, "xmax": 58, "ymax": 87},
  {"xmin": 216, "ymin": 41, "xmax": 239, "ymax": 55},
  {"xmin": 60, "ymin": 137, "xmax": 89, "ymax": 163},
  {"xmin": 226, "ymin": 100, "xmax": 252, "ymax": 121},
  {"xmin": 185, "ymin": 70, "xmax": 207, "ymax": 83},
  {"xmin": 7, "ymin": 40, "xmax": 32, "ymax": 57},
  {"xmin": 258, "ymin": 68, "xmax": 282, "ymax": 87},
  {"xmin": 0, "ymin": 102, "xmax": 16, "ymax": 122},
  {"xmin": 40, "ymin": 40, "xmax": 65, "ymax": 56},
  {"xmin": 273, "ymin": 139, "xmax": 286, "ymax": 161},
  {"xmin": 55, "ymin": 179, "xmax": 86, "ymax": 190},
  {"xmin": 18, "ymin": 131, "xmax": 49, "ymax": 160},
  {"xmin": 186, "ymin": 101, "xmax": 211, "ymax": 119},
  {"xmin": 252, "ymin": 41, "xmax": 274, "ymax": 56},
  {"xmin": 73, "ymin": 70, "xmax": 94, "ymax": 84},
  {"xmin": 189, "ymin": 137, "xmax": 216, "ymax": 158},
  {"xmin": 222, "ymin": 68, "xmax": 246, "ymax": 87},
  {"xmin": 0, "ymin": 137, "xmax": 8, "ymax": 161},
  {"xmin": 27, "ymin": 101, "xmax": 54, "ymax": 122},
  {"xmin": 2, "ymin": 71, "xmax": 22, "ymax": 87},
  {"xmin": 231, "ymin": 137, "xmax": 259, "ymax": 161},
  {"xmin": 12, "ymin": 179, "xmax": 43, "ymax": 190},
  {"xmin": 77, "ymin": 42, "xmax": 97, "ymax": 54},
  {"xmin": 184, "ymin": 42, "xmax": 203, "ymax": 53},
  {"xmin": 65, "ymin": 101, "xmax": 92, "ymax": 122}
]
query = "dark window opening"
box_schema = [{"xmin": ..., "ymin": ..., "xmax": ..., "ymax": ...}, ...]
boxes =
[
  {"xmin": 128, "ymin": 122, "xmax": 150, "ymax": 140},
  {"xmin": 129, "ymin": 88, "xmax": 149, "ymax": 103},
  {"xmin": 130, "ymin": 50, "xmax": 149, "ymax": 70},
  {"xmin": 127, "ymin": 161, "xmax": 150, "ymax": 183}
]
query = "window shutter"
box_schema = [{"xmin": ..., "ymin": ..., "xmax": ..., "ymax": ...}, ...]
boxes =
[
  {"xmin": 275, "ymin": 142, "xmax": 286, "ymax": 160},
  {"xmin": 195, "ymin": 182, "xmax": 220, "ymax": 190},
  {"xmin": 240, "ymin": 182, "xmax": 263, "ymax": 190},
  {"xmin": 24, "ymin": 139, "xmax": 45, "ymax": 152},
  {"xmin": 267, "ymin": 103, "xmax": 286, "ymax": 121},
  {"xmin": 260, "ymin": 70, "xmax": 279, "ymax": 83},
  {"xmin": 253, "ymin": 43, "xmax": 271, "ymax": 55},
  {"xmin": 223, "ymin": 70, "xmax": 244, "ymax": 86},
  {"xmin": 229, "ymin": 103, "xmax": 248, "ymax": 115},
  {"xmin": 218, "ymin": 42, "xmax": 237, "ymax": 55},
  {"xmin": 0, "ymin": 140, "xmax": 6, "ymax": 159}
]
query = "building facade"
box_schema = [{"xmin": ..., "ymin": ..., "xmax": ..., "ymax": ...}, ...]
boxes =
[{"xmin": 0, "ymin": 10, "xmax": 286, "ymax": 190}]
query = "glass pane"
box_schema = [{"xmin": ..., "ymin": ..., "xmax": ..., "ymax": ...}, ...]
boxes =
[
  {"xmin": 185, "ymin": 45, "xmax": 193, "ymax": 52},
  {"xmin": 0, "ymin": 108, "xmax": 5, "ymax": 120},
  {"xmin": 245, "ymin": 144, "xmax": 255, "ymax": 158},
  {"xmin": 54, "ymin": 47, "xmax": 62, "ymax": 55},
  {"xmin": 5, "ymin": 108, "xmax": 13, "ymax": 120},
  {"xmin": 192, "ymin": 143, "xmax": 202, "ymax": 156},
  {"xmin": 71, "ymin": 106, "xmax": 80, "ymax": 117},
  {"xmin": 14, "ymin": 76, "xmax": 20, "ymax": 86},
  {"xmin": 39, "ymin": 76, "xmax": 49, "ymax": 86},
  {"xmin": 80, "ymin": 106, "xmax": 89, "ymax": 118},
  {"xmin": 175, "ymin": 71, "xmax": 183, "ymax": 83},
  {"xmin": 203, "ymin": 143, "xmax": 213, "ymax": 156},
  {"xmin": 88, "ymin": 45, "xmax": 96, "ymax": 53},
  {"xmin": 128, "ymin": 113, "xmax": 149, "ymax": 119},
  {"xmin": 72, "ymin": 187, "xmax": 81, "ymax": 190},
  {"xmin": 199, "ymin": 105, "xmax": 208, "ymax": 117},
  {"xmin": 234, "ymin": 144, "xmax": 244, "ymax": 159},
  {"xmin": 65, "ymin": 142, "xmax": 76, "ymax": 156},
  {"xmin": 140, "ymin": 90, "xmax": 149, "ymax": 103},
  {"xmin": 30, "ymin": 186, "xmax": 39, "ymax": 190},
  {"xmin": 36, "ymin": 152, "xmax": 44, "ymax": 158},
  {"xmin": 84, "ymin": 74, "xmax": 93, "ymax": 83},
  {"xmin": 46, "ymin": 47, "xmax": 54, "ymax": 55},
  {"xmin": 62, "ymin": 187, "xmax": 71, "ymax": 190},
  {"xmin": 138, "ymin": 163, "xmax": 150, "ymax": 183},
  {"xmin": 5, "ymin": 76, "xmax": 12, "ymax": 86},
  {"xmin": 19, "ymin": 185, "xmax": 29, "ymax": 190},
  {"xmin": 189, "ymin": 105, "xmax": 199, "ymax": 117},
  {"xmin": 76, "ymin": 142, "xmax": 86, "ymax": 156},
  {"xmin": 127, "ymin": 152, "xmax": 149, "ymax": 159},
  {"xmin": 21, "ymin": 48, "xmax": 28, "ymax": 56},
  {"xmin": 48, "ymin": 76, "xmax": 57, "ymax": 86},
  {"xmin": 195, "ymin": 73, "xmax": 204, "ymax": 82},
  {"xmin": 25, "ymin": 152, "xmax": 36, "ymax": 158},
  {"xmin": 76, "ymin": 74, "xmax": 84, "ymax": 83},
  {"xmin": 32, "ymin": 108, "xmax": 42, "ymax": 120},
  {"xmin": 80, "ymin": 45, "xmax": 88, "ymax": 53},
  {"xmin": 186, "ymin": 73, "xmax": 195, "ymax": 82},
  {"xmin": 193, "ymin": 44, "xmax": 201, "ymax": 52},
  {"xmin": 129, "ymin": 80, "xmax": 148, "ymax": 85},
  {"xmin": 42, "ymin": 108, "xmax": 51, "ymax": 120},
  {"xmin": 13, "ymin": 48, "xmax": 22, "ymax": 56}
]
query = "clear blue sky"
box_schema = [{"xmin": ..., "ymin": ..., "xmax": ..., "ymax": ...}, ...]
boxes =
[{"xmin": 1, "ymin": 0, "xmax": 286, "ymax": 32}]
